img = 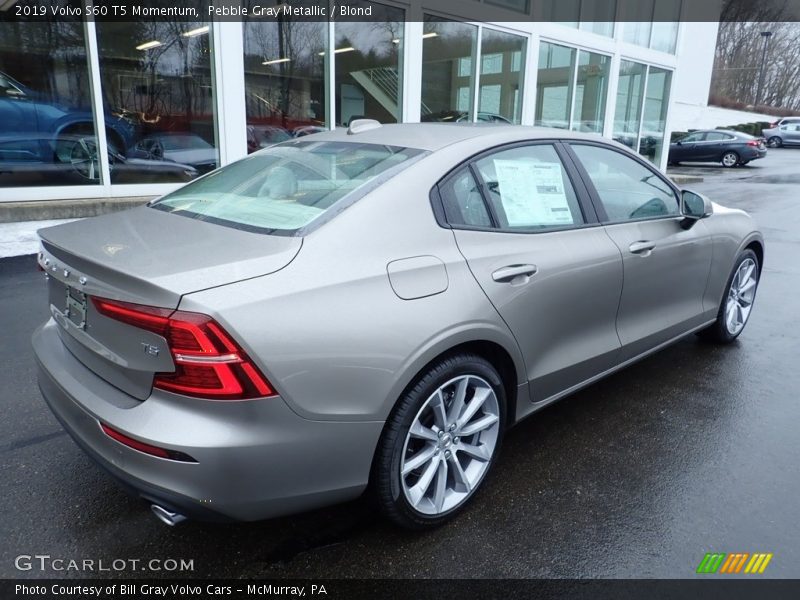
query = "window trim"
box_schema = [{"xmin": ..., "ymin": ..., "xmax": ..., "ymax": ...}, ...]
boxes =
[
  {"xmin": 430, "ymin": 139, "xmax": 600, "ymax": 235},
  {"xmin": 562, "ymin": 140, "xmax": 682, "ymax": 225}
]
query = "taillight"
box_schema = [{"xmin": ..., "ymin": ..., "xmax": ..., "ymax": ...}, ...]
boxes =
[
  {"xmin": 91, "ymin": 297, "xmax": 276, "ymax": 400},
  {"xmin": 746, "ymin": 140, "xmax": 760, "ymax": 147}
]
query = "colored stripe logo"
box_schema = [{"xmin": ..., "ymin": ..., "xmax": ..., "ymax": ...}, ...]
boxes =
[{"xmin": 697, "ymin": 552, "xmax": 773, "ymax": 574}]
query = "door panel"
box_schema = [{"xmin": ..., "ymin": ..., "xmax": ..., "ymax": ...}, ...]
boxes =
[
  {"xmin": 568, "ymin": 142, "xmax": 714, "ymax": 361},
  {"xmin": 440, "ymin": 142, "xmax": 624, "ymax": 402},
  {"xmin": 454, "ymin": 227, "xmax": 623, "ymax": 401},
  {"xmin": 603, "ymin": 219, "xmax": 713, "ymax": 360}
]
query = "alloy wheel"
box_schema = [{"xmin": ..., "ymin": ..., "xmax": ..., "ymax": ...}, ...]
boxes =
[
  {"xmin": 722, "ymin": 152, "xmax": 738, "ymax": 167},
  {"xmin": 400, "ymin": 375, "xmax": 500, "ymax": 515},
  {"xmin": 725, "ymin": 258, "xmax": 757, "ymax": 335},
  {"xmin": 69, "ymin": 137, "xmax": 100, "ymax": 181}
]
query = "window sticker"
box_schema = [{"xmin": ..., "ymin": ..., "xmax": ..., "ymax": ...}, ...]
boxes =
[{"xmin": 493, "ymin": 160, "xmax": 574, "ymax": 226}]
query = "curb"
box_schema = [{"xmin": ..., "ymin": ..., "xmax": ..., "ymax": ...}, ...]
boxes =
[{"xmin": 0, "ymin": 196, "xmax": 154, "ymax": 224}]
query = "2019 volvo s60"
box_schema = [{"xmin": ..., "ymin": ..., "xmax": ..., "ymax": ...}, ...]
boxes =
[{"xmin": 33, "ymin": 122, "xmax": 763, "ymax": 529}]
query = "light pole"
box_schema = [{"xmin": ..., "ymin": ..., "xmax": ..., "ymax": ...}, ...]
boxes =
[{"xmin": 755, "ymin": 31, "xmax": 773, "ymax": 106}]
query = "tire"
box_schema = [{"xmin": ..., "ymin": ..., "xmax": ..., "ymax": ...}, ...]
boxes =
[
  {"xmin": 373, "ymin": 353, "xmax": 506, "ymax": 529},
  {"xmin": 767, "ymin": 136, "xmax": 782, "ymax": 148},
  {"xmin": 721, "ymin": 151, "xmax": 739, "ymax": 168},
  {"xmin": 699, "ymin": 249, "xmax": 760, "ymax": 344}
]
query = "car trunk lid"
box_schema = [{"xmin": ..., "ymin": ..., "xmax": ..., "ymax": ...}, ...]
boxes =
[{"xmin": 38, "ymin": 206, "xmax": 301, "ymax": 400}]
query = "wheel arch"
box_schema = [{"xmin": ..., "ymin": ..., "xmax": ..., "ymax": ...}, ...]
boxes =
[{"xmin": 385, "ymin": 333, "xmax": 526, "ymax": 432}]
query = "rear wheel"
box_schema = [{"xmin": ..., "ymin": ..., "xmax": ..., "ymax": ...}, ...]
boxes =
[
  {"xmin": 767, "ymin": 136, "xmax": 782, "ymax": 148},
  {"xmin": 699, "ymin": 249, "xmax": 760, "ymax": 343},
  {"xmin": 374, "ymin": 354, "xmax": 505, "ymax": 529},
  {"xmin": 721, "ymin": 151, "xmax": 739, "ymax": 168}
]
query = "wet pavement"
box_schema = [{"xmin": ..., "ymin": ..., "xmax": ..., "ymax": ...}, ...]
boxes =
[{"xmin": 1, "ymin": 149, "xmax": 799, "ymax": 579}]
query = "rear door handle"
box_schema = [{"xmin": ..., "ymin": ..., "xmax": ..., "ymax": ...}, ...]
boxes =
[
  {"xmin": 492, "ymin": 264, "xmax": 538, "ymax": 282},
  {"xmin": 629, "ymin": 241, "xmax": 656, "ymax": 255}
]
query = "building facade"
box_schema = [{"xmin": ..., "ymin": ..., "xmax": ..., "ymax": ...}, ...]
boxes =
[{"xmin": 0, "ymin": 0, "xmax": 714, "ymax": 206}]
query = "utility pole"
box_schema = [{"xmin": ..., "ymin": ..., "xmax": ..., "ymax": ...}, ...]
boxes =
[{"xmin": 755, "ymin": 31, "xmax": 773, "ymax": 106}]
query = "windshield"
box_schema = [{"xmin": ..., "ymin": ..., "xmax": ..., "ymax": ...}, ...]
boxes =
[{"xmin": 151, "ymin": 141, "xmax": 424, "ymax": 234}]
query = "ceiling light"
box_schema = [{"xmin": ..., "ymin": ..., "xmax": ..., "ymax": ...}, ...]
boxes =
[
  {"xmin": 318, "ymin": 47, "xmax": 356, "ymax": 56},
  {"xmin": 136, "ymin": 40, "xmax": 162, "ymax": 51},
  {"xmin": 182, "ymin": 26, "xmax": 209, "ymax": 37},
  {"xmin": 263, "ymin": 58, "xmax": 291, "ymax": 65}
]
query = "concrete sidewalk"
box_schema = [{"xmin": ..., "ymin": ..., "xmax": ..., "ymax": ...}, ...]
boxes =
[{"xmin": 0, "ymin": 219, "xmax": 79, "ymax": 258}]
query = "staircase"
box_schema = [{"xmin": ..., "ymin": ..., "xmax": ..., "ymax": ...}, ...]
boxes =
[{"xmin": 350, "ymin": 67, "xmax": 432, "ymax": 117}]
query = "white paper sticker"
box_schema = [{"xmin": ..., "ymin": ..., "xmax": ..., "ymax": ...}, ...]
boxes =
[{"xmin": 493, "ymin": 160, "xmax": 573, "ymax": 227}]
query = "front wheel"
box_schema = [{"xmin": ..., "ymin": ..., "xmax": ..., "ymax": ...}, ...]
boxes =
[
  {"xmin": 373, "ymin": 354, "xmax": 505, "ymax": 529},
  {"xmin": 767, "ymin": 136, "xmax": 782, "ymax": 148},
  {"xmin": 699, "ymin": 249, "xmax": 760, "ymax": 343},
  {"xmin": 721, "ymin": 151, "xmax": 740, "ymax": 168}
]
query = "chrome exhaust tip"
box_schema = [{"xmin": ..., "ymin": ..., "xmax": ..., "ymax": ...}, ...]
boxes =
[{"xmin": 151, "ymin": 504, "xmax": 187, "ymax": 526}]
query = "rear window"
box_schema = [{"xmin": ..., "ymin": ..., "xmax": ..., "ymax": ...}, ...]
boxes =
[{"xmin": 151, "ymin": 141, "xmax": 424, "ymax": 234}]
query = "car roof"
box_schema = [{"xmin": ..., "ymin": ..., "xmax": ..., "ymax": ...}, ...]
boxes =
[{"xmin": 302, "ymin": 123, "xmax": 616, "ymax": 152}]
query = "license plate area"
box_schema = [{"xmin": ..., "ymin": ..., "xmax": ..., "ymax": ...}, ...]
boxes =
[{"xmin": 65, "ymin": 286, "xmax": 88, "ymax": 329}]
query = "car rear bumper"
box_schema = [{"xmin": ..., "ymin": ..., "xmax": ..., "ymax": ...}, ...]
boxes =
[{"xmin": 33, "ymin": 319, "xmax": 383, "ymax": 522}]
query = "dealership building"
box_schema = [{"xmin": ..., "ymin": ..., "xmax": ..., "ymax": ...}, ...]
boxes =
[{"xmin": 0, "ymin": 0, "xmax": 720, "ymax": 212}]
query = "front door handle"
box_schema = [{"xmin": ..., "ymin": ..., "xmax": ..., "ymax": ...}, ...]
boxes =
[
  {"xmin": 492, "ymin": 264, "xmax": 538, "ymax": 283},
  {"xmin": 629, "ymin": 241, "xmax": 656, "ymax": 255}
]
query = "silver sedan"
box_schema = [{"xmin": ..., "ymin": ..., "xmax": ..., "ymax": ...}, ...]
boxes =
[{"xmin": 33, "ymin": 122, "xmax": 763, "ymax": 529}]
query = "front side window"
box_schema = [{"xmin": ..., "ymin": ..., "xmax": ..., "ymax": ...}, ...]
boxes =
[
  {"xmin": 471, "ymin": 144, "xmax": 584, "ymax": 231},
  {"xmin": 152, "ymin": 141, "xmax": 423, "ymax": 234},
  {"xmin": 679, "ymin": 132, "xmax": 704, "ymax": 143},
  {"xmin": 571, "ymin": 144, "xmax": 679, "ymax": 222}
]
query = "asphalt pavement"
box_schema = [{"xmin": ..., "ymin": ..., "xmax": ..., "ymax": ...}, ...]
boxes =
[{"xmin": 1, "ymin": 150, "xmax": 799, "ymax": 579}]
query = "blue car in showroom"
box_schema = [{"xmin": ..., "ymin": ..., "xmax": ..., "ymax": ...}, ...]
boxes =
[{"xmin": 0, "ymin": 70, "xmax": 136, "ymax": 157}]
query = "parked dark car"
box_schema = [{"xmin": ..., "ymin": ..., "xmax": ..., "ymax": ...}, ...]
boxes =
[
  {"xmin": 292, "ymin": 125, "xmax": 327, "ymax": 138},
  {"xmin": 669, "ymin": 130, "xmax": 766, "ymax": 168},
  {"xmin": 0, "ymin": 134, "xmax": 197, "ymax": 186},
  {"xmin": 131, "ymin": 133, "xmax": 217, "ymax": 174},
  {"xmin": 422, "ymin": 110, "xmax": 512, "ymax": 124},
  {"xmin": 246, "ymin": 125, "xmax": 291, "ymax": 153},
  {"xmin": 0, "ymin": 71, "xmax": 136, "ymax": 153}
]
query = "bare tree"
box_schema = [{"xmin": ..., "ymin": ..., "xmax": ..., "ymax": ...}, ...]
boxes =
[{"xmin": 712, "ymin": 0, "xmax": 800, "ymax": 111}]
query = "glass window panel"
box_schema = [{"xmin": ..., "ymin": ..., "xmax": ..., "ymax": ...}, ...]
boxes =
[
  {"xmin": 474, "ymin": 144, "xmax": 584, "ymax": 231},
  {"xmin": 571, "ymin": 144, "xmax": 678, "ymax": 222},
  {"xmin": 96, "ymin": 13, "xmax": 218, "ymax": 184},
  {"xmin": 541, "ymin": 0, "xmax": 580, "ymax": 22},
  {"xmin": 478, "ymin": 29, "xmax": 525, "ymax": 124},
  {"xmin": 334, "ymin": 1, "xmax": 405, "ymax": 127},
  {"xmin": 485, "ymin": 0, "xmax": 530, "ymax": 13},
  {"xmin": 613, "ymin": 60, "xmax": 646, "ymax": 152},
  {"xmin": 571, "ymin": 51, "xmax": 609, "ymax": 134},
  {"xmin": 535, "ymin": 42, "xmax": 576, "ymax": 130},
  {"xmin": 650, "ymin": 0, "xmax": 681, "ymax": 53},
  {"xmin": 421, "ymin": 17, "xmax": 478, "ymax": 123},
  {"xmin": 0, "ymin": 15, "xmax": 102, "ymax": 187},
  {"xmin": 242, "ymin": 12, "xmax": 325, "ymax": 151},
  {"xmin": 639, "ymin": 67, "xmax": 672, "ymax": 165}
]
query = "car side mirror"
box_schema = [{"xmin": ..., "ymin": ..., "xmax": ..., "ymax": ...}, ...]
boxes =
[{"xmin": 680, "ymin": 190, "xmax": 713, "ymax": 229}]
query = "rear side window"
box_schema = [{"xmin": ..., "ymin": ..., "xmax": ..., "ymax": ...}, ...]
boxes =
[
  {"xmin": 705, "ymin": 132, "xmax": 734, "ymax": 141},
  {"xmin": 152, "ymin": 141, "xmax": 424, "ymax": 234},
  {"xmin": 472, "ymin": 144, "xmax": 584, "ymax": 231},
  {"xmin": 570, "ymin": 144, "xmax": 679, "ymax": 222},
  {"xmin": 439, "ymin": 169, "xmax": 492, "ymax": 228}
]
